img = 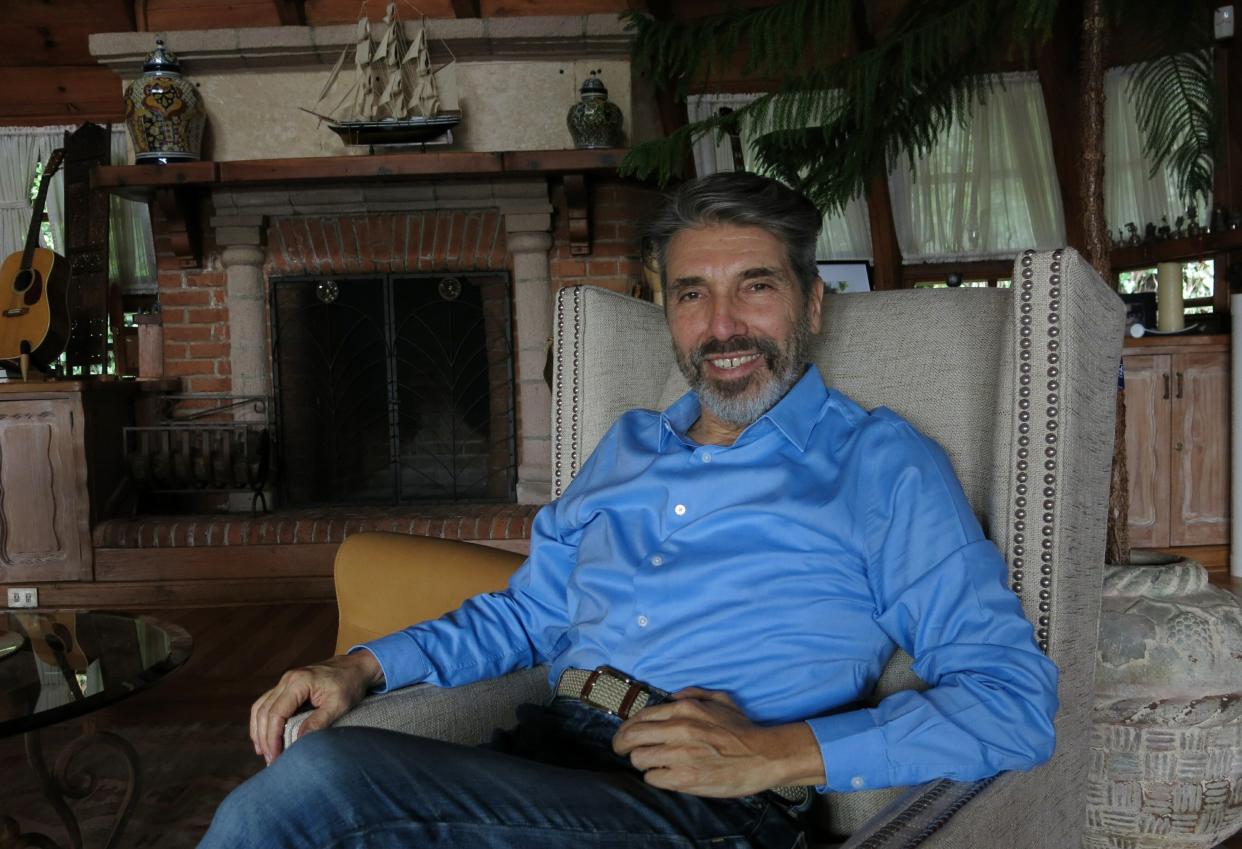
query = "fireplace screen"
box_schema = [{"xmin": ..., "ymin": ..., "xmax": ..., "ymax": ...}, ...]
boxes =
[{"xmin": 271, "ymin": 273, "xmax": 516, "ymax": 504}]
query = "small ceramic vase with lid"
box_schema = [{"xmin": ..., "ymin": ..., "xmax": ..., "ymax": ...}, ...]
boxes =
[
  {"xmin": 567, "ymin": 72, "xmax": 623, "ymax": 150},
  {"xmin": 124, "ymin": 39, "xmax": 206, "ymax": 165}
]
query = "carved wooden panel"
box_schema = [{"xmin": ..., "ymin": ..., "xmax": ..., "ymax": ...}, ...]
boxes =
[
  {"xmin": 1124, "ymin": 354, "xmax": 1171, "ymax": 549},
  {"xmin": 1170, "ymin": 351, "xmax": 1231, "ymax": 546},
  {"xmin": 0, "ymin": 398, "xmax": 89, "ymax": 581},
  {"xmin": 63, "ymin": 122, "xmax": 112, "ymax": 372}
]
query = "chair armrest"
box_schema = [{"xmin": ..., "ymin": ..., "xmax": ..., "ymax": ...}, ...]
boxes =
[
  {"xmin": 334, "ymin": 532, "xmax": 526, "ymax": 654},
  {"xmin": 834, "ymin": 777, "xmax": 1000, "ymax": 849},
  {"xmin": 284, "ymin": 666, "xmax": 550, "ymax": 750}
]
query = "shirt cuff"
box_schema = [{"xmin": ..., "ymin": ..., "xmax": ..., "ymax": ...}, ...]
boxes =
[
  {"xmin": 806, "ymin": 709, "xmax": 891, "ymax": 793},
  {"xmin": 349, "ymin": 632, "xmax": 436, "ymax": 693}
]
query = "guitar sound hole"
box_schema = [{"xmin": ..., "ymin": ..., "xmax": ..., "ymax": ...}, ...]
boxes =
[
  {"xmin": 13, "ymin": 269, "xmax": 33, "ymax": 293},
  {"xmin": 23, "ymin": 274, "xmax": 43, "ymax": 306}
]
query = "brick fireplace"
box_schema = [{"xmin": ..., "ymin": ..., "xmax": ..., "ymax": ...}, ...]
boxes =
[
  {"xmin": 84, "ymin": 15, "xmax": 664, "ymax": 600},
  {"xmin": 149, "ymin": 177, "xmax": 657, "ymax": 507}
]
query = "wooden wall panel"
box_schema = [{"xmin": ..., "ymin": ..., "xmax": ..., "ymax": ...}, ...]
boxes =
[
  {"xmin": 141, "ymin": 0, "xmax": 291, "ymax": 30},
  {"xmin": 481, "ymin": 0, "xmax": 631, "ymax": 15},
  {"xmin": 0, "ymin": 66, "xmax": 124, "ymax": 126},
  {"xmin": 0, "ymin": 0, "xmax": 132, "ymax": 67},
  {"xmin": 304, "ymin": 0, "xmax": 458, "ymax": 22}
]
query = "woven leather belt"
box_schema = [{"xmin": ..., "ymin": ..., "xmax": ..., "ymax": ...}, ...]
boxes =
[{"xmin": 554, "ymin": 666, "xmax": 810, "ymax": 806}]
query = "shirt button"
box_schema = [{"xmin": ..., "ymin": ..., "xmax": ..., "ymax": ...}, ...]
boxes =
[
  {"xmin": 674, "ymin": 504, "xmax": 686, "ymax": 516},
  {"xmin": 637, "ymin": 615, "xmax": 649, "ymax": 628},
  {"xmin": 649, "ymin": 555, "xmax": 664, "ymax": 567},
  {"xmin": 850, "ymin": 776, "xmax": 865, "ymax": 789},
  {"xmin": 701, "ymin": 453, "xmax": 713, "ymax": 464}
]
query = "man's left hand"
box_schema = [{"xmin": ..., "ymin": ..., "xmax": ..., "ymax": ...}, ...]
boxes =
[{"xmin": 611, "ymin": 687, "xmax": 825, "ymax": 797}]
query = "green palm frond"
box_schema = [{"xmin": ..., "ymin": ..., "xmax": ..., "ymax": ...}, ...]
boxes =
[
  {"xmin": 1128, "ymin": 49, "xmax": 1219, "ymax": 208},
  {"xmin": 621, "ymin": 0, "xmax": 1217, "ymax": 216},
  {"xmin": 621, "ymin": 0, "xmax": 853, "ymax": 97},
  {"xmin": 622, "ymin": 0, "xmax": 1019, "ymax": 210}
]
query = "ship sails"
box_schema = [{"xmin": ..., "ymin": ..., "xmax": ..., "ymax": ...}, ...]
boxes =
[{"xmin": 309, "ymin": 2, "xmax": 460, "ymax": 145}]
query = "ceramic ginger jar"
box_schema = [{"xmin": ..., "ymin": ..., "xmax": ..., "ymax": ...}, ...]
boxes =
[
  {"xmin": 1084, "ymin": 551, "xmax": 1242, "ymax": 848},
  {"xmin": 567, "ymin": 74, "xmax": 623, "ymax": 150},
  {"xmin": 124, "ymin": 40, "xmax": 206, "ymax": 165}
]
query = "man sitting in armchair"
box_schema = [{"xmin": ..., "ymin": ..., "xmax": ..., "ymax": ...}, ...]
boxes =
[{"xmin": 200, "ymin": 172, "xmax": 1058, "ymax": 849}]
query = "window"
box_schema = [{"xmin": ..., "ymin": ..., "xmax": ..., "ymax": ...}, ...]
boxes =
[{"xmin": 1117, "ymin": 260, "xmax": 1214, "ymax": 315}]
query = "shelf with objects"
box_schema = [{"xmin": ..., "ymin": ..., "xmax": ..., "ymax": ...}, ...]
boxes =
[{"xmin": 90, "ymin": 148, "xmax": 629, "ymax": 268}]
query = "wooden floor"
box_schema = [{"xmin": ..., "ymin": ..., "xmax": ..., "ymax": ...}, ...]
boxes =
[
  {"xmin": 7, "ymin": 584, "xmax": 1242, "ymax": 847},
  {"xmin": 113, "ymin": 602, "xmax": 339, "ymax": 723},
  {"xmin": 2, "ymin": 602, "xmax": 338, "ymax": 848}
]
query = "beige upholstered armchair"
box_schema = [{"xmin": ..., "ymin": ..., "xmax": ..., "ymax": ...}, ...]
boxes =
[{"xmin": 287, "ymin": 248, "xmax": 1125, "ymax": 848}]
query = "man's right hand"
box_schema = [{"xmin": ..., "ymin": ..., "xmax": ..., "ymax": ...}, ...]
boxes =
[{"xmin": 249, "ymin": 651, "xmax": 384, "ymax": 765}]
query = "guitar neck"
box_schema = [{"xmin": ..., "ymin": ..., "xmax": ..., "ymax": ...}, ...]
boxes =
[{"xmin": 20, "ymin": 158, "xmax": 59, "ymax": 272}]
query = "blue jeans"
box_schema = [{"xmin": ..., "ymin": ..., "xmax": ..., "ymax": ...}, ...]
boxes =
[{"xmin": 199, "ymin": 699, "xmax": 808, "ymax": 848}]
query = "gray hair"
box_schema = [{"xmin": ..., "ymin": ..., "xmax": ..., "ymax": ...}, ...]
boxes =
[{"xmin": 641, "ymin": 172, "xmax": 822, "ymax": 299}]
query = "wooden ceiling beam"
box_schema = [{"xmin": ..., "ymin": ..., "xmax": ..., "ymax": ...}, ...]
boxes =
[
  {"xmin": 1036, "ymin": 0, "xmax": 1086, "ymax": 255},
  {"xmin": 274, "ymin": 0, "xmax": 308, "ymax": 25},
  {"xmin": 450, "ymin": 0, "xmax": 482, "ymax": 17}
]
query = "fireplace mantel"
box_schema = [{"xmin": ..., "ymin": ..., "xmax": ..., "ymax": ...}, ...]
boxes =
[{"xmin": 91, "ymin": 147, "xmax": 629, "ymax": 267}]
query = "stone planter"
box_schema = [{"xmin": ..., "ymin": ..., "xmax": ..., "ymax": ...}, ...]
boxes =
[{"xmin": 1085, "ymin": 551, "xmax": 1242, "ymax": 848}]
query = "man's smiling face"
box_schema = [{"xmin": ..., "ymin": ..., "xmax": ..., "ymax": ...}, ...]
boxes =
[{"xmin": 665, "ymin": 223, "xmax": 822, "ymax": 432}]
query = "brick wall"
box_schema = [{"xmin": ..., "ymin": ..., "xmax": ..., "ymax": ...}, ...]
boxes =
[
  {"xmin": 549, "ymin": 179, "xmax": 662, "ymax": 298},
  {"xmin": 265, "ymin": 209, "xmax": 508, "ymax": 276},
  {"xmin": 153, "ymin": 209, "xmax": 231, "ymax": 396}
]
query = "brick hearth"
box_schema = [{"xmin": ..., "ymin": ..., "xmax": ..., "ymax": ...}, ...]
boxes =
[{"xmin": 94, "ymin": 503, "xmax": 540, "ymax": 549}]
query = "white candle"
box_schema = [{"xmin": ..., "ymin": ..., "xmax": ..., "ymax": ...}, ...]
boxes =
[{"xmin": 1156, "ymin": 262, "xmax": 1184, "ymax": 332}]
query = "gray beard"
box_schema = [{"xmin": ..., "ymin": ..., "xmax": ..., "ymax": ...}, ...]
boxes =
[{"xmin": 675, "ymin": 312, "xmax": 814, "ymax": 429}]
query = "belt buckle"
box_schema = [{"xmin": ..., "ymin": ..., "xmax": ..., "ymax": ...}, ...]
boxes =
[{"xmin": 580, "ymin": 665, "xmax": 631, "ymax": 718}]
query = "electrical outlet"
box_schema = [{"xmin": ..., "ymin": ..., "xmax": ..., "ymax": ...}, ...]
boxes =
[
  {"xmin": 6, "ymin": 587, "xmax": 37, "ymax": 608},
  {"xmin": 1216, "ymin": 5, "xmax": 1235, "ymax": 39}
]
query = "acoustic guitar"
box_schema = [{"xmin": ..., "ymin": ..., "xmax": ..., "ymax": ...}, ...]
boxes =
[{"xmin": 0, "ymin": 148, "xmax": 70, "ymax": 370}]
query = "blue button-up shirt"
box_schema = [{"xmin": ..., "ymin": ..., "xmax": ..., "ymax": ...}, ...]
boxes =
[{"xmin": 360, "ymin": 365, "xmax": 1058, "ymax": 793}]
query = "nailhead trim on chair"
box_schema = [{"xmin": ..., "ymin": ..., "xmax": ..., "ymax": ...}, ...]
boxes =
[
  {"xmin": 553, "ymin": 286, "xmax": 584, "ymax": 499},
  {"xmin": 854, "ymin": 776, "xmax": 998, "ymax": 849},
  {"xmin": 1011, "ymin": 249, "xmax": 1060, "ymax": 655}
]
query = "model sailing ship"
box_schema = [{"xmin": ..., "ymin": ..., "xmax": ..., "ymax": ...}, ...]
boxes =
[{"xmin": 306, "ymin": 2, "xmax": 462, "ymax": 147}]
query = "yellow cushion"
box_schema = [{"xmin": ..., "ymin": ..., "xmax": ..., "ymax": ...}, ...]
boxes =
[{"xmin": 333, "ymin": 532, "xmax": 525, "ymax": 654}]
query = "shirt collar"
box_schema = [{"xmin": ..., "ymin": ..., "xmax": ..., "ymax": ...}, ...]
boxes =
[{"xmin": 659, "ymin": 364, "xmax": 828, "ymax": 453}]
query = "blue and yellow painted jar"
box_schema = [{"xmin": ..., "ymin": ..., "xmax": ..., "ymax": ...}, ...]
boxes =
[{"xmin": 124, "ymin": 40, "xmax": 206, "ymax": 165}]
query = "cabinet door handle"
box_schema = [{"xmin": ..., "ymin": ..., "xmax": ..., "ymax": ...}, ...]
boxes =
[
  {"xmin": 1162, "ymin": 373, "xmax": 1170, "ymax": 400},
  {"xmin": 1176, "ymin": 372, "xmax": 1183, "ymax": 399},
  {"xmin": 1175, "ymin": 440, "xmax": 1184, "ymax": 451}
]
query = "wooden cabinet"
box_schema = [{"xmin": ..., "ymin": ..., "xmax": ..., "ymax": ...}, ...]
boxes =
[
  {"xmin": 0, "ymin": 381, "xmax": 139, "ymax": 583},
  {"xmin": 1124, "ymin": 336, "xmax": 1231, "ymax": 548}
]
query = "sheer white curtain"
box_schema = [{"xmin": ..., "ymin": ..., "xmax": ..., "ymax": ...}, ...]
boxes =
[
  {"xmin": 686, "ymin": 93, "xmax": 873, "ymax": 260},
  {"xmin": 889, "ymin": 72, "xmax": 1066, "ymax": 262},
  {"xmin": 109, "ymin": 128, "xmax": 157, "ymax": 293},
  {"xmin": 0, "ymin": 125, "xmax": 155, "ymax": 292},
  {"xmin": 687, "ymin": 93, "xmax": 753, "ymax": 176},
  {"xmin": 0, "ymin": 125, "xmax": 68, "ymax": 259},
  {"xmin": 1104, "ymin": 66, "xmax": 1208, "ymax": 238}
]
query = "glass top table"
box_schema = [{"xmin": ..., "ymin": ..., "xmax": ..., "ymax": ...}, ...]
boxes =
[{"xmin": 0, "ymin": 610, "xmax": 192, "ymax": 848}]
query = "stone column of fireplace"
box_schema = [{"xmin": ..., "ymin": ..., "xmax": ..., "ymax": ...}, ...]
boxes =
[
  {"xmin": 219, "ymin": 239, "xmax": 269, "ymax": 421},
  {"xmin": 506, "ymin": 225, "xmax": 554, "ymax": 504}
]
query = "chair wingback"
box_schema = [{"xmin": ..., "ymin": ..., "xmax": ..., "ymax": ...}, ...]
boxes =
[{"xmin": 550, "ymin": 249, "xmax": 1125, "ymax": 847}]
